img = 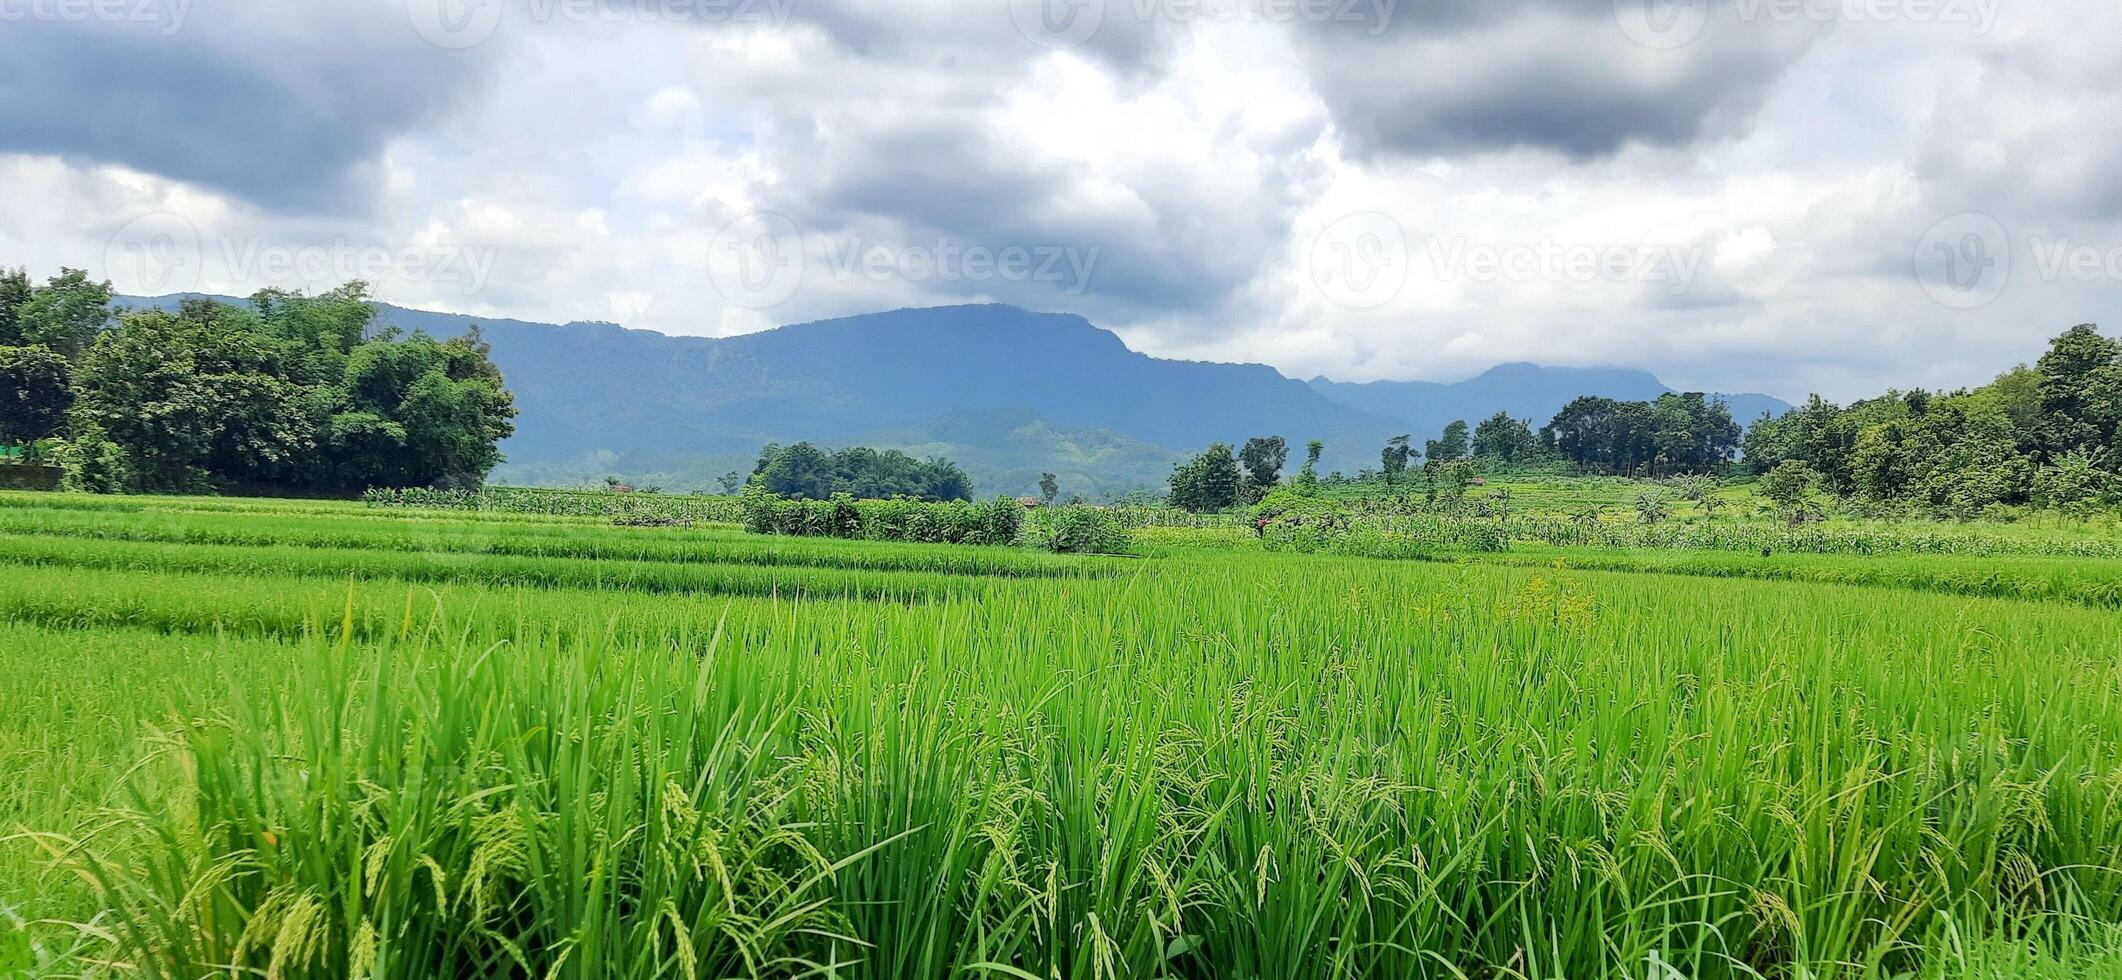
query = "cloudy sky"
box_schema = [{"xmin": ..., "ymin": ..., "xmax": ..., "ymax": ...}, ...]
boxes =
[{"xmin": 2, "ymin": 0, "xmax": 2117, "ymax": 400}]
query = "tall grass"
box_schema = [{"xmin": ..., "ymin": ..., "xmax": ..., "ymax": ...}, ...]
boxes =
[{"xmin": 11, "ymin": 548, "xmax": 2121, "ymax": 978}]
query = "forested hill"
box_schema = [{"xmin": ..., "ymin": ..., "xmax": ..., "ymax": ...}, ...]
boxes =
[{"xmin": 115, "ymin": 296, "xmax": 1791, "ymax": 497}]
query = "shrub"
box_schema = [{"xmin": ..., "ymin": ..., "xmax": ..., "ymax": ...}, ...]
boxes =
[
  {"xmin": 1020, "ymin": 506, "xmax": 1132, "ymax": 554},
  {"xmin": 741, "ymin": 486, "xmax": 1025, "ymax": 546}
]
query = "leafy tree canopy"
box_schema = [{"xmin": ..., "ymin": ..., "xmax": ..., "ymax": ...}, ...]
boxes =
[
  {"xmin": 751, "ymin": 442, "xmax": 974, "ymax": 502},
  {"xmin": 11, "ymin": 276, "xmax": 516, "ymax": 495},
  {"xmin": 1741, "ymin": 324, "xmax": 2122, "ymax": 515}
]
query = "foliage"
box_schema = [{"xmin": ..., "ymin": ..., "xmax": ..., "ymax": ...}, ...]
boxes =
[
  {"xmin": 1018, "ymin": 505, "xmax": 1132, "ymax": 554},
  {"xmin": 1424, "ymin": 419, "xmax": 1469, "ymax": 462},
  {"xmin": 1379, "ymin": 434, "xmax": 1413, "ymax": 486},
  {"xmin": 1297, "ymin": 439, "xmax": 1325, "ymax": 487},
  {"xmin": 1251, "ymin": 484, "xmax": 1509, "ymax": 555},
  {"xmin": 741, "ymin": 485, "xmax": 1024, "ymax": 546},
  {"xmin": 1428, "ymin": 457, "xmax": 1480, "ymax": 502},
  {"xmin": 1038, "ymin": 471, "xmax": 1059, "ymax": 505},
  {"xmin": 1237, "ymin": 435, "xmax": 1288, "ymax": 488},
  {"xmin": 1167, "ymin": 442, "xmax": 1241, "ymax": 512},
  {"xmin": 0, "ymin": 268, "xmax": 112, "ymax": 357},
  {"xmin": 1759, "ymin": 459, "xmax": 1820, "ymax": 510},
  {"xmin": 0, "ymin": 345, "xmax": 71, "ymax": 444},
  {"xmin": 18, "ymin": 281, "xmax": 516, "ymax": 495},
  {"xmin": 1470, "ymin": 412, "xmax": 1539, "ymax": 463},
  {"xmin": 1543, "ymin": 392, "xmax": 1739, "ymax": 475},
  {"xmin": 2033, "ymin": 449, "xmax": 2117, "ymax": 516},
  {"xmin": 1743, "ymin": 325, "xmax": 2122, "ymax": 515},
  {"xmin": 365, "ymin": 485, "xmax": 750, "ymax": 523},
  {"xmin": 752, "ymin": 442, "xmax": 973, "ymax": 502}
]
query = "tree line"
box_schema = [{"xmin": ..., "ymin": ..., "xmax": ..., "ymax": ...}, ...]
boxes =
[
  {"xmin": 748, "ymin": 442, "xmax": 974, "ymax": 502},
  {"xmin": 1742, "ymin": 324, "xmax": 2120, "ymax": 516},
  {"xmin": 1164, "ymin": 397, "xmax": 1743, "ymax": 512},
  {"xmin": 0, "ymin": 269, "xmax": 517, "ymax": 494},
  {"xmin": 1160, "ymin": 324, "xmax": 2118, "ymax": 516}
]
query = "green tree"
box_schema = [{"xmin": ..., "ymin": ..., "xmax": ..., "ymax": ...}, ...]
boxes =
[
  {"xmin": 1039, "ymin": 472, "xmax": 1059, "ymax": 505},
  {"xmin": 749, "ymin": 443, "xmax": 971, "ymax": 501},
  {"xmin": 1425, "ymin": 420, "xmax": 1469, "ymax": 463},
  {"xmin": 1758, "ymin": 459, "xmax": 1819, "ymax": 511},
  {"xmin": 0, "ymin": 345, "xmax": 72, "ymax": 444},
  {"xmin": 10, "ymin": 269, "xmax": 114, "ymax": 357},
  {"xmin": 1380, "ymin": 435, "xmax": 1413, "ymax": 486},
  {"xmin": 0, "ymin": 268, "xmax": 31, "ymax": 346},
  {"xmin": 1169, "ymin": 443, "xmax": 1241, "ymax": 512},
  {"xmin": 329, "ymin": 326, "xmax": 517, "ymax": 491},
  {"xmin": 1434, "ymin": 458, "xmax": 1478, "ymax": 501},
  {"xmin": 757, "ymin": 443, "xmax": 838, "ymax": 499},
  {"xmin": 1470, "ymin": 413, "xmax": 1537, "ymax": 463},
  {"xmin": 70, "ymin": 305, "xmax": 307, "ymax": 492},
  {"xmin": 2035, "ymin": 324, "xmax": 2121, "ymax": 456},
  {"xmin": 1238, "ymin": 436, "xmax": 1288, "ymax": 488},
  {"xmin": 2032, "ymin": 449, "xmax": 2115, "ymax": 515}
]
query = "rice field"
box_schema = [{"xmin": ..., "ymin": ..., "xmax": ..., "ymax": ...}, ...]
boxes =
[{"xmin": 3, "ymin": 491, "xmax": 2121, "ymax": 978}]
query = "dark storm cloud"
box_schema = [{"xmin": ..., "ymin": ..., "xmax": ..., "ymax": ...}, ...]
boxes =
[
  {"xmin": 0, "ymin": 2, "xmax": 491, "ymax": 210},
  {"xmin": 1295, "ymin": 0, "xmax": 1825, "ymax": 159},
  {"xmin": 759, "ymin": 114, "xmax": 1296, "ymax": 318}
]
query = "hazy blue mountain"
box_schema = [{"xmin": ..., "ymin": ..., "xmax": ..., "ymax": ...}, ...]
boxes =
[
  {"xmin": 115, "ymin": 295, "xmax": 1790, "ymax": 497},
  {"xmin": 1310, "ymin": 365, "xmax": 1791, "ymax": 442}
]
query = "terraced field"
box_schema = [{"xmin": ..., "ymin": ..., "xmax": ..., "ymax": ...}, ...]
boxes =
[{"xmin": 3, "ymin": 491, "xmax": 2121, "ymax": 978}]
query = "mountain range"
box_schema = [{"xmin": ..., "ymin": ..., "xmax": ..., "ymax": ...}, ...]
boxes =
[{"xmin": 116, "ymin": 297, "xmax": 1789, "ymax": 498}]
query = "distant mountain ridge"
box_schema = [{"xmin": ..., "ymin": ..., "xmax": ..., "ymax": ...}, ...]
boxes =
[{"xmin": 115, "ymin": 296, "xmax": 1790, "ymax": 497}]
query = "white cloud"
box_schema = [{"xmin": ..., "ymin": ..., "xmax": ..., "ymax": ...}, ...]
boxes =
[{"xmin": 1, "ymin": 0, "xmax": 2119, "ymax": 402}]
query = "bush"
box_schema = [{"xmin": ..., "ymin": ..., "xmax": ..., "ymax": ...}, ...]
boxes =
[
  {"xmin": 1019, "ymin": 506, "xmax": 1132, "ymax": 554},
  {"xmin": 741, "ymin": 486, "xmax": 1025, "ymax": 546}
]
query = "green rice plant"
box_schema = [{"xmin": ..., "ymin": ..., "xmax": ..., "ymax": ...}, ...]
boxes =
[
  {"xmin": 0, "ymin": 502, "xmax": 1114, "ymax": 579},
  {"xmin": 364, "ymin": 486, "xmax": 751, "ymax": 523},
  {"xmin": 1467, "ymin": 545, "xmax": 2122, "ymax": 608},
  {"xmin": 0, "ymin": 533, "xmax": 998, "ymax": 603},
  {"xmin": 5, "ymin": 493, "xmax": 2122, "ymax": 978}
]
